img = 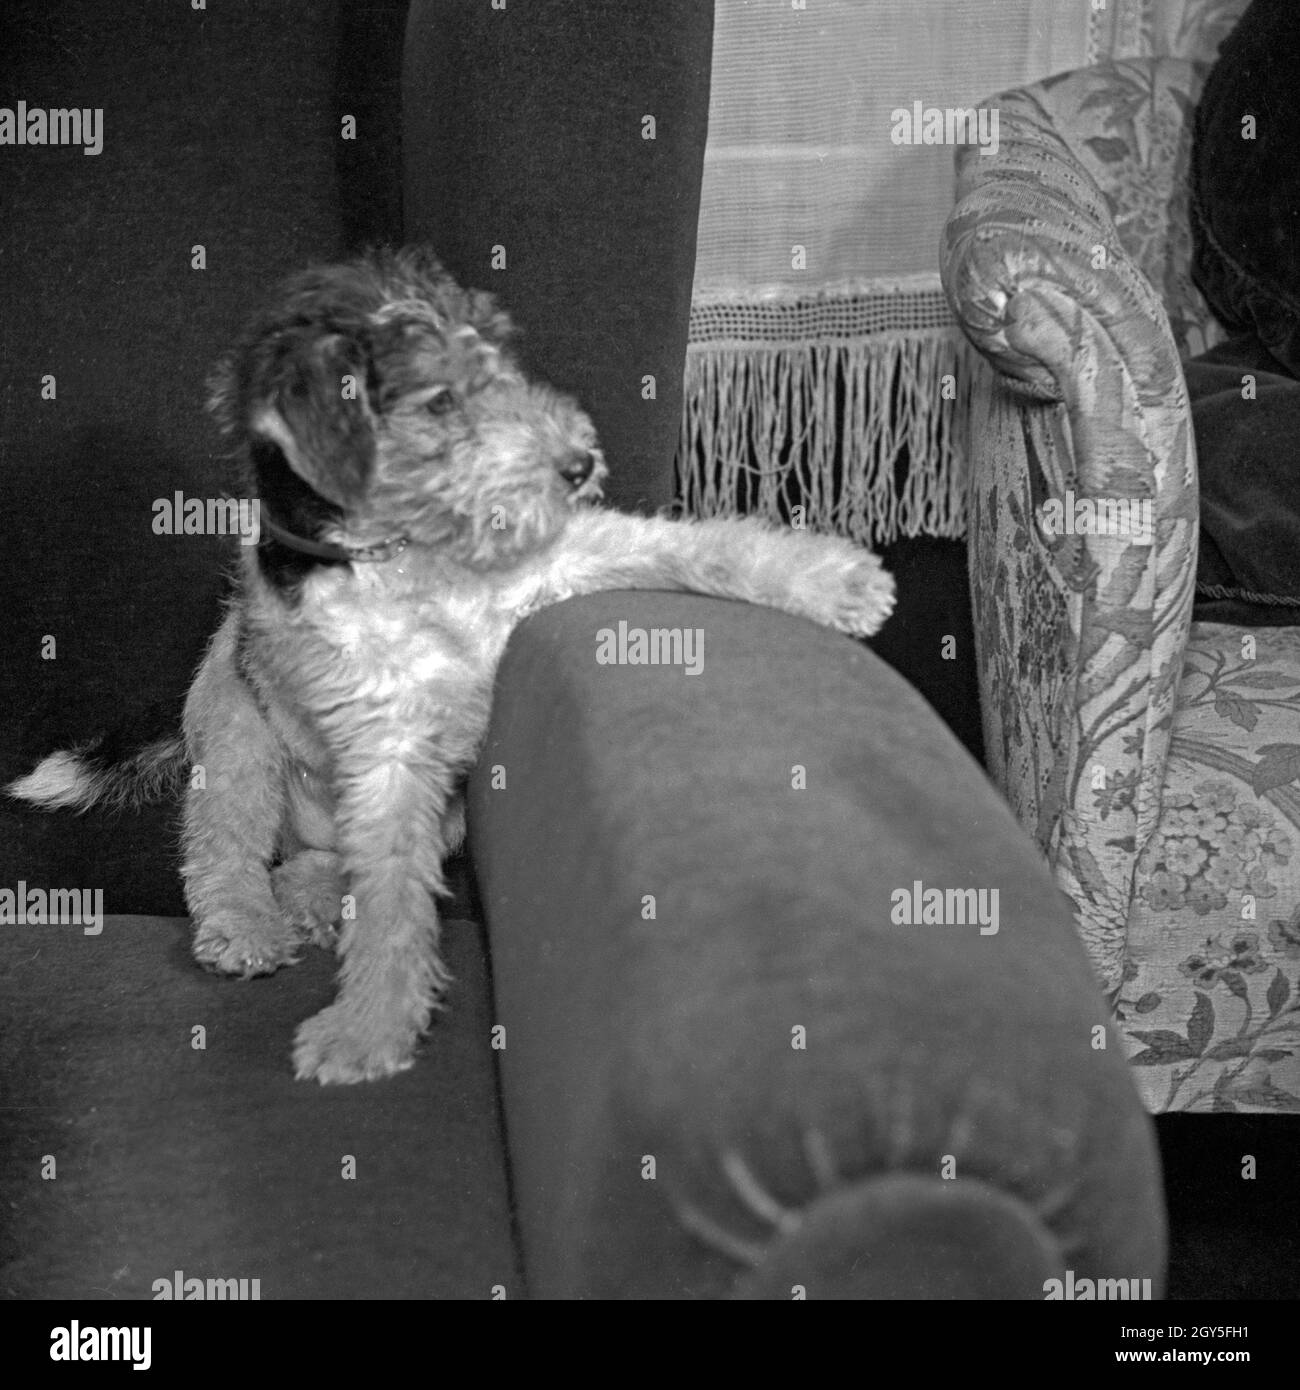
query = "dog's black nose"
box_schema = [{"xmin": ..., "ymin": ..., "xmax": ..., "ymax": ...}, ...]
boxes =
[{"xmin": 558, "ymin": 451, "xmax": 596, "ymax": 487}]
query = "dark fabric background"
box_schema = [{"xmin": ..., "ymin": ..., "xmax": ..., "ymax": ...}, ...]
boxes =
[
  {"xmin": 402, "ymin": 0, "xmax": 715, "ymax": 517},
  {"xmin": 1191, "ymin": 0, "xmax": 1300, "ymax": 377},
  {"xmin": 0, "ymin": 0, "xmax": 406, "ymax": 914}
]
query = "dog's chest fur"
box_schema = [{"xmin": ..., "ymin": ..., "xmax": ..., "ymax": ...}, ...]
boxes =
[{"xmin": 244, "ymin": 544, "xmax": 557, "ymax": 741}]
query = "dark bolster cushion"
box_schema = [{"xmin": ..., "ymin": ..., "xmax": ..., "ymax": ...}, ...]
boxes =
[
  {"xmin": 467, "ymin": 592, "xmax": 1165, "ymax": 1299},
  {"xmin": 1187, "ymin": 1, "xmax": 1300, "ymax": 623},
  {"xmin": 1186, "ymin": 334, "xmax": 1300, "ymax": 624}
]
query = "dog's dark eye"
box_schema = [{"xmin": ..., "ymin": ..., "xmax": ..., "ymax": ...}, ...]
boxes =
[{"xmin": 425, "ymin": 388, "xmax": 456, "ymax": 416}]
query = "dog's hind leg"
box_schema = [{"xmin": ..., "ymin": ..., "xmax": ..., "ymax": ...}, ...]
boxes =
[
  {"xmin": 271, "ymin": 849, "xmax": 345, "ymax": 948},
  {"xmin": 183, "ymin": 611, "xmax": 300, "ymax": 977}
]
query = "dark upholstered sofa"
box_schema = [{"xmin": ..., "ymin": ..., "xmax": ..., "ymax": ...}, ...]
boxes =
[
  {"xmin": 2, "ymin": 589, "xmax": 1166, "ymax": 1299},
  {"xmin": 1, "ymin": 1, "xmax": 1165, "ymax": 1298}
]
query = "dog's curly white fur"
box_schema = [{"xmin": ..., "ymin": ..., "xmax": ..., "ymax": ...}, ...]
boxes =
[{"xmin": 10, "ymin": 247, "xmax": 894, "ymax": 1084}]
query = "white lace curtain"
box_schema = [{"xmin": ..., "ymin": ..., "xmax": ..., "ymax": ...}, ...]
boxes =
[{"xmin": 681, "ymin": 0, "xmax": 1251, "ymax": 542}]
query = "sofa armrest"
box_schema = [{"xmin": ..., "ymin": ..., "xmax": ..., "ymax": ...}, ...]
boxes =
[
  {"xmin": 468, "ymin": 591, "xmax": 1164, "ymax": 1298},
  {"xmin": 940, "ymin": 64, "xmax": 1200, "ymax": 989}
]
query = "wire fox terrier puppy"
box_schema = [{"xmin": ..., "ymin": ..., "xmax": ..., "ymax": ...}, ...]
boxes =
[{"xmin": 10, "ymin": 247, "xmax": 895, "ymax": 1084}]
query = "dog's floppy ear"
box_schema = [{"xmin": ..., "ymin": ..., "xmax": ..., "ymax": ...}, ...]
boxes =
[{"xmin": 251, "ymin": 329, "xmax": 377, "ymax": 507}]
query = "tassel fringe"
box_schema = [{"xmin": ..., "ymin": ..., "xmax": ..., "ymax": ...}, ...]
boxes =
[{"xmin": 677, "ymin": 326, "xmax": 980, "ymax": 545}]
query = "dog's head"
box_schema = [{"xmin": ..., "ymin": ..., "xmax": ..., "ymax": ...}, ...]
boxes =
[{"xmin": 209, "ymin": 246, "xmax": 607, "ymax": 569}]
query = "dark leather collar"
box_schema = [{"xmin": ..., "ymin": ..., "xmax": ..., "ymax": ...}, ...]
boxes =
[{"xmin": 259, "ymin": 509, "xmax": 409, "ymax": 564}]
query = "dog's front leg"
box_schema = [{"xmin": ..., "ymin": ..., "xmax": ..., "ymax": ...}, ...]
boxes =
[
  {"xmin": 554, "ymin": 513, "xmax": 895, "ymax": 638},
  {"xmin": 291, "ymin": 716, "xmax": 462, "ymax": 1084},
  {"xmin": 184, "ymin": 612, "xmax": 300, "ymax": 977}
]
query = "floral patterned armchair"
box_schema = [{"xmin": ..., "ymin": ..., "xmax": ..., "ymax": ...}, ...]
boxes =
[{"xmin": 941, "ymin": 57, "xmax": 1300, "ymax": 1114}]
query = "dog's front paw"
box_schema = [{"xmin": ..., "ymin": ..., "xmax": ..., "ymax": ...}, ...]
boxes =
[
  {"xmin": 292, "ymin": 1003, "xmax": 420, "ymax": 1084},
  {"xmin": 828, "ymin": 547, "xmax": 896, "ymax": 638},
  {"xmin": 798, "ymin": 541, "xmax": 896, "ymax": 638},
  {"xmin": 193, "ymin": 908, "xmax": 300, "ymax": 978}
]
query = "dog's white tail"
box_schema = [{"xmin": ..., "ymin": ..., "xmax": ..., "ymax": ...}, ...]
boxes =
[{"xmin": 8, "ymin": 733, "xmax": 187, "ymax": 813}]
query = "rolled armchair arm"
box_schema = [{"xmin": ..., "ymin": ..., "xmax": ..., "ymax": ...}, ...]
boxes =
[
  {"xmin": 940, "ymin": 62, "xmax": 1204, "ymax": 989},
  {"xmin": 947, "ymin": 60, "xmax": 1217, "ymax": 376}
]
